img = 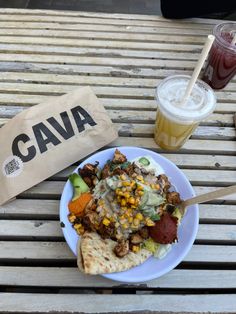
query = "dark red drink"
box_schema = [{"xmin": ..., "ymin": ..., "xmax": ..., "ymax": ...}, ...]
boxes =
[{"xmin": 202, "ymin": 22, "xmax": 236, "ymax": 90}]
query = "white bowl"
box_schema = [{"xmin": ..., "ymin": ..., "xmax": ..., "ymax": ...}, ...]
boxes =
[{"xmin": 60, "ymin": 146, "xmax": 199, "ymax": 283}]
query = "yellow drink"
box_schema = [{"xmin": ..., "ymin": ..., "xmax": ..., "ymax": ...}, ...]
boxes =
[
  {"xmin": 154, "ymin": 110, "xmax": 198, "ymax": 150},
  {"xmin": 154, "ymin": 75, "xmax": 216, "ymax": 151}
]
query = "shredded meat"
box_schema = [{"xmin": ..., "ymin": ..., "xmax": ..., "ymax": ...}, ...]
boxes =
[
  {"xmin": 112, "ymin": 149, "xmax": 127, "ymax": 164},
  {"xmin": 130, "ymin": 233, "xmax": 143, "ymax": 245},
  {"xmin": 124, "ymin": 162, "xmax": 135, "ymax": 176},
  {"xmin": 82, "ymin": 211, "xmax": 99, "ymax": 232},
  {"xmin": 101, "ymin": 163, "xmax": 111, "ymax": 179},
  {"xmin": 98, "ymin": 222, "xmax": 116, "ymax": 239},
  {"xmin": 166, "ymin": 192, "xmax": 181, "ymax": 206},
  {"xmin": 166, "ymin": 192, "xmax": 181, "ymax": 205},
  {"xmin": 157, "ymin": 174, "xmax": 171, "ymax": 193},
  {"xmin": 83, "ymin": 176, "xmax": 93, "ymax": 187},
  {"xmin": 149, "ymin": 212, "xmax": 178, "ymax": 244},
  {"xmin": 114, "ymin": 239, "xmax": 129, "ymax": 257},
  {"xmin": 79, "ymin": 163, "xmax": 98, "ymax": 177},
  {"xmin": 79, "ymin": 162, "xmax": 99, "ymax": 188},
  {"xmin": 112, "ymin": 167, "xmax": 125, "ymax": 176}
]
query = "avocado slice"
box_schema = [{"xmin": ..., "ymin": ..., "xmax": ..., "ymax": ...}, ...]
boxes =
[{"xmin": 69, "ymin": 173, "xmax": 89, "ymax": 201}]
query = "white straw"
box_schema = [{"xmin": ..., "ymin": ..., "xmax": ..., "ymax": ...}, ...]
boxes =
[
  {"xmin": 181, "ymin": 35, "xmax": 215, "ymax": 105},
  {"xmin": 232, "ymin": 33, "xmax": 236, "ymax": 45}
]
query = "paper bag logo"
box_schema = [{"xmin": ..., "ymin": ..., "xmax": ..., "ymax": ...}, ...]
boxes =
[{"xmin": 11, "ymin": 105, "xmax": 96, "ymax": 163}]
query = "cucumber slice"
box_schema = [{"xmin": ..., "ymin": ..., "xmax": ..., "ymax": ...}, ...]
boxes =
[{"xmin": 138, "ymin": 157, "xmax": 150, "ymax": 166}]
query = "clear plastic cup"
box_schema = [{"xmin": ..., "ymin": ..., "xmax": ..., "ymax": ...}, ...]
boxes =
[
  {"xmin": 154, "ymin": 75, "xmax": 216, "ymax": 151},
  {"xmin": 202, "ymin": 22, "xmax": 236, "ymax": 90}
]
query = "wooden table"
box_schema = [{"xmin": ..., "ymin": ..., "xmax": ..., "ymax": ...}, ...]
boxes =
[{"xmin": 0, "ymin": 8, "xmax": 236, "ymax": 314}]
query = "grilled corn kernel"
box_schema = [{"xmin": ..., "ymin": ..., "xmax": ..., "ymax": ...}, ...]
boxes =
[
  {"xmin": 128, "ymin": 217, "xmax": 133, "ymax": 223},
  {"xmin": 121, "ymin": 199, "xmax": 127, "ymax": 206},
  {"xmin": 115, "ymin": 188, "xmax": 122, "ymax": 195},
  {"xmin": 136, "ymin": 184, "xmax": 144, "ymax": 191},
  {"xmin": 98, "ymin": 199, "xmax": 105, "ymax": 206},
  {"xmin": 120, "ymin": 174, "xmax": 126, "ymax": 181},
  {"xmin": 135, "ymin": 213, "xmax": 144, "ymax": 220},
  {"xmin": 123, "ymin": 223, "xmax": 129, "ymax": 229},
  {"xmin": 132, "ymin": 245, "xmax": 140, "ymax": 253},
  {"xmin": 68, "ymin": 214, "xmax": 76, "ymax": 223},
  {"xmin": 124, "ymin": 192, "xmax": 130, "ymax": 199},
  {"xmin": 146, "ymin": 218, "xmax": 155, "ymax": 226},
  {"xmin": 78, "ymin": 226, "xmax": 85, "ymax": 235},
  {"xmin": 128, "ymin": 197, "xmax": 135, "ymax": 204},
  {"xmin": 131, "ymin": 205, "xmax": 137, "ymax": 209},
  {"xmin": 74, "ymin": 223, "xmax": 82, "ymax": 229},
  {"xmin": 138, "ymin": 190, "xmax": 144, "ymax": 196},
  {"xmin": 130, "ymin": 180, "xmax": 136, "ymax": 188},
  {"xmin": 102, "ymin": 218, "xmax": 110, "ymax": 226},
  {"xmin": 133, "ymin": 218, "xmax": 140, "ymax": 226},
  {"xmin": 122, "ymin": 181, "xmax": 130, "ymax": 186},
  {"xmin": 136, "ymin": 175, "xmax": 143, "ymax": 181}
]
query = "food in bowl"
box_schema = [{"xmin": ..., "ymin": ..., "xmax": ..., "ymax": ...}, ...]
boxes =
[{"xmin": 67, "ymin": 149, "xmax": 184, "ymax": 274}]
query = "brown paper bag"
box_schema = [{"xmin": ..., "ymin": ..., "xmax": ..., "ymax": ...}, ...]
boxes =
[{"xmin": 0, "ymin": 86, "xmax": 118, "ymax": 205}]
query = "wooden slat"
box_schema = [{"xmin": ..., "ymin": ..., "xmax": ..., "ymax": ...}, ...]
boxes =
[
  {"xmin": 0, "ymin": 105, "xmax": 235, "ymax": 139},
  {"xmin": 0, "ymin": 44, "xmax": 201, "ymax": 61},
  {"xmin": 0, "ymin": 82, "xmax": 233, "ymax": 105},
  {"xmin": 1, "ymin": 242, "xmax": 236, "ymax": 263},
  {"xmin": 0, "ymin": 54, "xmax": 198, "ymax": 68},
  {"xmin": 0, "ymin": 28, "xmax": 207, "ymax": 43},
  {"xmin": 1, "ymin": 200, "xmax": 236, "ymax": 223},
  {"xmin": 0, "ymin": 241, "xmax": 74, "ymax": 260},
  {"xmin": 0, "ymin": 22, "xmax": 212, "ymax": 36},
  {"xmin": 0, "ymin": 113, "xmax": 234, "ymax": 129},
  {"xmin": 0, "ymin": 36, "xmax": 204, "ymax": 52},
  {"xmin": 0, "ymin": 199, "xmax": 59, "ymax": 218},
  {"xmin": 0, "ymin": 9, "xmax": 219, "ymax": 24},
  {"xmin": 0, "ymin": 267, "xmax": 236, "ymax": 289},
  {"xmin": 0, "ymin": 220, "xmax": 63, "ymax": 238},
  {"xmin": 0, "ymin": 12, "xmax": 216, "ymax": 29},
  {"xmin": 0, "ymin": 97, "xmax": 236, "ymax": 115},
  {"xmin": 199, "ymin": 204, "xmax": 236, "ymax": 223},
  {"xmin": 0, "ymin": 71, "xmax": 235, "ymax": 92},
  {"xmin": 1, "ymin": 293, "xmax": 236, "ymax": 313},
  {"xmin": 112, "ymin": 137, "xmax": 236, "ymax": 154},
  {"xmin": 118, "ymin": 124, "xmax": 236, "ymax": 140},
  {"xmin": 0, "ymin": 220, "xmax": 235, "ymax": 243}
]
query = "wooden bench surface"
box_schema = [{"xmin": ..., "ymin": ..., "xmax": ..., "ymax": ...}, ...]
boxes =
[{"xmin": 0, "ymin": 8, "xmax": 236, "ymax": 314}]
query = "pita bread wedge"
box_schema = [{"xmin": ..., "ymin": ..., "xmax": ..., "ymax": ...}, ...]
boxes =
[{"xmin": 77, "ymin": 232, "xmax": 152, "ymax": 274}]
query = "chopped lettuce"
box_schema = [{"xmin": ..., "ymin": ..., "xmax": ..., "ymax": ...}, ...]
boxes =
[
  {"xmin": 154, "ymin": 244, "xmax": 172, "ymax": 259},
  {"xmin": 143, "ymin": 238, "xmax": 172, "ymax": 259},
  {"xmin": 142, "ymin": 238, "xmax": 160, "ymax": 254},
  {"xmin": 172, "ymin": 208, "xmax": 183, "ymax": 224}
]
